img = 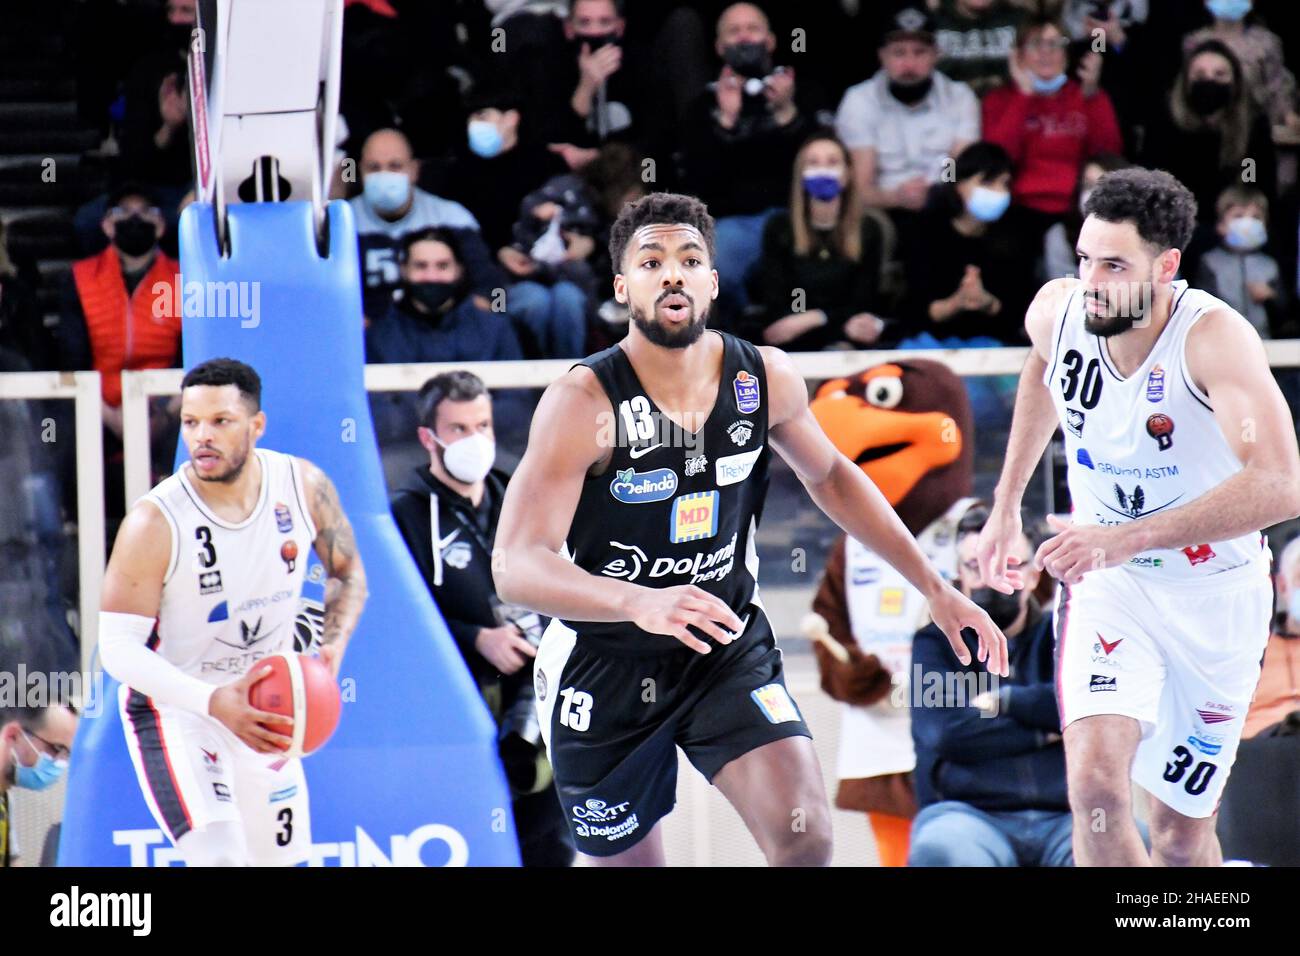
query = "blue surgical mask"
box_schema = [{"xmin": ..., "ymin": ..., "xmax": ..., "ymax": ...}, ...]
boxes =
[
  {"xmin": 467, "ymin": 120, "xmax": 504, "ymax": 159},
  {"xmin": 1206, "ymin": 0, "xmax": 1252, "ymax": 22},
  {"xmin": 802, "ymin": 169, "xmax": 843, "ymax": 201},
  {"xmin": 13, "ymin": 732, "xmax": 67, "ymax": 791},
  {"xmin": 966, "ymin": 185, "xmax": 1011, "ymax": 222},
  {"xmin": 1224, "ymin": 215, "xmax": 1266, "ymax": 252},
  {"xmin": 363, "ymin": 170, "xmax": 412, "ymax": 215},
  {"xmin": 1032, "ymin": 72, "xmax": 1068, "ymax": 95}
]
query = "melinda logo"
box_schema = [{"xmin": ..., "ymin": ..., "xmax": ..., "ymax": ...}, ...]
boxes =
[{"xmin": 609, "ymin": 467, "xmax": 678, "ymax": 503}]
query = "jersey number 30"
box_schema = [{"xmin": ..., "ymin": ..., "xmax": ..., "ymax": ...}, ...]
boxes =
[{"xmin": 1059, "ymin": 349, "xmax": 1102, "ymax": 409}]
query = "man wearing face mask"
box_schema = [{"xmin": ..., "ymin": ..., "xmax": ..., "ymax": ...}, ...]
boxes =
[
  {"xmin": 58, "ymin": 183, "xmax": 183, "ymax": 539},
  {"xmin": 908, "ymin": 504, "xmax": 1073, "ymax": 866},
  {"xmin": 835, "ymin": 5, "xmax": 979, "ymax": 244},
  {"xmin": 678, "ymin": 2, "xmax": 817, "ymax": 328},
  {"xmin": 366, "ymin": 228, "xmax": 523, "ymax": 368},
  {"xmin": 389, "ymin": 372, "xmax": 573, "ymax": 866},
  {"xmin": 0, "ymin": 703, "xmax": 78, "ymax": 867},
  {"xmin": 349, "ymin": 129, "xmax": 506, "ymax": 323}
]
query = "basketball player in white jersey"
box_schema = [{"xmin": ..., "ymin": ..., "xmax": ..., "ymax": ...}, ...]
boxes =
[
  {"xmin": 978, "ymin": 168, "xmax": 1300, "ymax": 866},
  {"xmin": 99, "ymin": 358, "xmax": 368, "ymax": 866}
]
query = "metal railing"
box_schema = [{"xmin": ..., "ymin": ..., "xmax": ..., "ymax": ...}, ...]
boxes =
[{"xmin": 0, "ymin": 371, "xmax": 105, "ymax": 674}]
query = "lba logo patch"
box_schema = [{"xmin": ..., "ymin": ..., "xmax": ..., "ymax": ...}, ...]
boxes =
[
  {"xmin": 274, "ymin": 502, "xmax": 293, "ymax": 533},
  {"xmin": 1145, "ymin": 364, "xmax": 1165, "ymax": 402},
  {"xmin": 733, "ymin": 370, "xmax": 760, "ymax": 414},
  {"xmin": 670, "ymin": 491, "xmax": 718, "ymax": 543},
  {"xmin": 751, "ymin": 683, "xmax": 801, "ymax": 724}
]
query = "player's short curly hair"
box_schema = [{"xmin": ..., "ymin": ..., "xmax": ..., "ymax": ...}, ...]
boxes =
[
  {"xmin": 608, "ymin": 192, "xmax": 716, "ymax": 273},
  {"xmin": 1083, "ymin": 167, "xmax": 1198, "ymax": 253},
  {"xmin": 182, "ymin": 357, "xmax": 262, "ymax": 411}
]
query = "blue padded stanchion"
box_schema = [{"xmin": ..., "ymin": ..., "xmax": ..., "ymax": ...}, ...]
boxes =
[{"xmin": 59, "ymin": 201, "xmax": 520, "ymax": 865}]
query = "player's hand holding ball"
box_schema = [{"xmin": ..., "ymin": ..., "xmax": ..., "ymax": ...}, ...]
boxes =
[
  {"xmin": 630, "ymin": 585, "xmax": 745, "ymax": 654},
  {"xmin": 209, "ymin": 664, "xmax": 296, "ymax": 755}
]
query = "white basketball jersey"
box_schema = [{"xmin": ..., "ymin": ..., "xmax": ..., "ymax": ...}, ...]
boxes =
[
  {"xmin": 143, "ymin": 448, "xmax": 317, "ymax": 682},
  {"xmin": 1044, "ymin": 280, "xmax": 1268, "ymax": 582}
]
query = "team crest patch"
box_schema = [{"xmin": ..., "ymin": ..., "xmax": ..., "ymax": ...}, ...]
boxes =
[
  {"xmin": 670, "ymin": 491, "xmax": 719, "ymax": 543},
  {"xmin": 274, "ymin": 502, "xmax": 293, "ymax": 533},
  {"xmin": 727, "ymin": 420, "xmax": 753, "ymax": 446},
  {"xmin": 733, "ymin": 370, "xmax": 760, "ymax": 414},
  {"xmin": 751, "ymin": 683, "xmax": 801, "ymax": 724}
]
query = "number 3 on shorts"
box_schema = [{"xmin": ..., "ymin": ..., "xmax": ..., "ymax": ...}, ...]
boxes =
[{"xmin": 558, "ymin": 687, "xmax": 593, "ymax": 732}]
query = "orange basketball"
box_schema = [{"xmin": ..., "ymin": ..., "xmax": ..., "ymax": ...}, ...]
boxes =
[{"xmin": 247, "ymin": 652, "xmax": 342, "ymax": 757}]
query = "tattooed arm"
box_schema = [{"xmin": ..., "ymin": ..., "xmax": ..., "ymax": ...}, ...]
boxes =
[{"xmin": 299, "ymin": 458, "xmax": 368, "ymax": 677}]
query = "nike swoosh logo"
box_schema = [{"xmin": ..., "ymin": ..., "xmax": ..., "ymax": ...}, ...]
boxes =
[
  {"xmin": 437, "ymin": 530, "xmax": 460, "ymax": 552},
  {"xmin": 628, "ymin": 443, "xmax": 662, "ymax": 459},
  {"xmin": 725, "ymin": 614, "xmax": 750, "ymax": 640}
]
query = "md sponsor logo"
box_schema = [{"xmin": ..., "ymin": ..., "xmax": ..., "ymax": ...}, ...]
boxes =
[
  {"xmin": 112, "ymin": 824, "xmax": 470, "ymax": 866},
  {"xmin": 609, "ymin": 467, "xmax": 678, "ymax": 504}
]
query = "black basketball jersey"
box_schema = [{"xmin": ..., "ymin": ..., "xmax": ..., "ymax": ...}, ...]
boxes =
[{"xmin": 563, "ymin": 330, "xmax": 772, "ymax": 652}]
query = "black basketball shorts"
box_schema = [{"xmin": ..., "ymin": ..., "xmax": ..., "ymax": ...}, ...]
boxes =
[{"xmin": 532, "ymin": 605, "xmax": 812, "ymax": 857}]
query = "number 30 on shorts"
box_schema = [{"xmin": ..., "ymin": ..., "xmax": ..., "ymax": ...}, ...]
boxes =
[
  {"xmin": 1163, "ymin": 745, "xmax": 1217, "ymax": 796},
  {"xmin": 558, "ymin": 687, "xmax": 593, "ymax": 732}
]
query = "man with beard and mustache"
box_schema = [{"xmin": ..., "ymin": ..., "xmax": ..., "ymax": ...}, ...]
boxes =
[
  {"xmin": 908, "ymin": 503, "xmax": 1075, "ymax": 866},
  {"xmin": 98, "ymin": 358, "xmax": 368, "ymax": 866},
  {"xmin": 493, "ymin": 192, "xmax": 1007, "ymax": 866},
  {"xmin": 978, "ymin": 167, "xmax": 1300, "ymax": 867}
]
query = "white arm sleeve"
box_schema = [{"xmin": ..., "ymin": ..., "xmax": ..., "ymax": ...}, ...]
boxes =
[{"xmin": 98, "ymin": 612, "xmax": 217, "ymax": 716}]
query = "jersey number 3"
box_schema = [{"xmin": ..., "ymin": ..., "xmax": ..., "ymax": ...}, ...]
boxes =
[
  {"xmin": 195, "ymin": 526, "xmax": 218, "ymax": 569},
  {"xmin": 1059, "ymin": 349, "xmax": 1102, "ymax": 409}
]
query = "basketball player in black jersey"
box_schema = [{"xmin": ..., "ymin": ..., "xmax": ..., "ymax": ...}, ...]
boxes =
[{"xmin": 495, "ymin": 193, "xmax": 1008, "ymax": 866}]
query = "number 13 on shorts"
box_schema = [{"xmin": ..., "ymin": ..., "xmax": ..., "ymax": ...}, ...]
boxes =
[{"xmin": 559, "ymin": 687, "xmax": 593, "ymax": 732}]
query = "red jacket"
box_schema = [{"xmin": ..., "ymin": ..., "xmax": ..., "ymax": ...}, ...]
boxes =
[
  {"xmin": 71, "ymin": 246, "xmax": 182, "ymax": 407},
  {"xmin": 982, "ymin": 80, "xmax": 1123, "ymax": 215}
]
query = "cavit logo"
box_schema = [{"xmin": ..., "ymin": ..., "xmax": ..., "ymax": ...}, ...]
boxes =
[
  {"xmin": 49, "ymin": 886, "xmax": 151, "ymax": 936},
  {"xmin": 572, "ymin": 799, "xmax": 640, "ymax": 842},
  {"xmin": 609, "ymin": 467, "xmax": 678, "ymax": 504},
  {"xmin": 111, "ymin": 825, "xmax": 471, "ymax": 866}
]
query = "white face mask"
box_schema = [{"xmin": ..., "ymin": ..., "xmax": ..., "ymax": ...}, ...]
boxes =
[{"xmin": 435, "ymin": 431, "xmax": 495, "ymax": 484}]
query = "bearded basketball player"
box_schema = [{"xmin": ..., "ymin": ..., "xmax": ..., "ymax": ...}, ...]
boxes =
[
  {"xmin": 494, "ymin": 192, "xmax": 1008, "ymax": 867},
  {"xmin": 978, "ymin": 168, "xmax": 1300, "ymax": 866},
  {"xmin": 99, "ymin": 358, "xmax": 368, "ymax": 866}
]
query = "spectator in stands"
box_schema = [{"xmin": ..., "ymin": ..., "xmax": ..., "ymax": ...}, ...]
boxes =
[
  {"xmin": 908, "ymin": 505, "xmax": 1072, "ymax": 867},
  {"xmin": 349, "ymin": 129, "xmax": 505, "ymax": 322},
  {"xmin": 1182, "ymin": 0, "xmax": 1300, "ymax": 131},
  {"xmin": 0, "ymin": 220, "xmax": 55, "ymax": 372},
  {"xmin": 677, "ymin": 3, "xmax": 817, "ymax": 325},
  {"xmin": 1057, "ymin": 0, "xmax": 1152, "ymax": 154},
  {"xmin": 59, "ymin": 183, "xmax": 182, "ymax": 437},
  {"xmin": 73, "ymin": 0, "xmax": 198, "ymax": 254},
  {"xmin": 933, "ymin": 0, "xmax": 1027, "ymax": 96},
  {"xmin": 1141, "ymin": 39, "xmax": 1276, "ymax": 277},
  {"xmin": 538, "ymin": 0, "xmax": 639, "ymax": 152},
  {"xmin": 899, "ymin": 142, "xmax": 1035, "ymax": 346},
  {"xmin": 442, "ymin": 87, "xmax": 568, "ymax": 256},
  {"xmin": 389, "ymin": 371, "xmax": 573, "ymax": 867},
  {"xmin": 1243, "ymin": 535, "xmax": 1300, "ymax": 738},
  {"xmin": 1, "ymin": 703, "xmax": 78, "ymax": 868},
  {"xmin": 366, "ymin": 228, "xmax": 522, "ymax": 366},
  {"xmin": 1197, "ymin": 185, "xmax": 1285, "ymax": 336},
  {"xmin": 58, "ymin": 184, "xmax": 183, "ymax": 539},
  {"xmin": 982, "ymin": 15, "xmax": 1123, "ymax": 253},
  {"xmin": 741, "ymin": 134, "xmax": 891, "ymax": 351},
  {"xmin": 835, "ymin": 5, "xmax": 979, "ymax": 248},
  {"xmin": 505, "ymin": 142, "xmax": 647, "ymax": 354},
  {"xmin": 1041, "ymin": 152, "xmax": 1131, "ymax": 281}
]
